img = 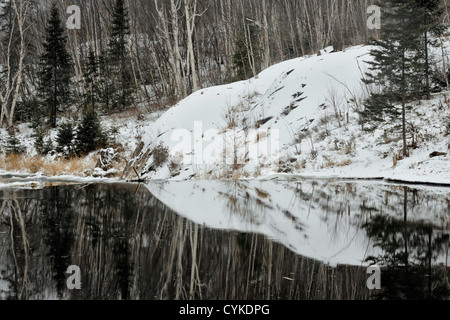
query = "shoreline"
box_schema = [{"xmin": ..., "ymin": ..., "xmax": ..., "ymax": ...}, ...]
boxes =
[{"xmin": 1, "ymin": 170, "xmax": 449, "ymax": 189}]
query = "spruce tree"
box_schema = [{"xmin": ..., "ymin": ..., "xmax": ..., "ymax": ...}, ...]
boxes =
[
  {"xmin": 415, "ymin": 0, "xmax": 444, "ymax": 100},
  {"xmin": 75, "ymin": 110, "xmax": 107, "ymax": 156},
  {"xmin": 38, "ymin": 2, "xmax": 73, "ymax": 128},
  {"xmin": 56, "ymin": 122, "xmax": 75, "ymax": 158},
  {"xmin": 363, "ymin": 0, "xmax": 426, "ymax": 157},
  {"xmin": 6, "ymin": 130, "xmax": 25, "ymax": 155},
  {"xmin": 82, "ymin": 48, "xmax": 101, "ymax": 112},
  {"xmin": 34, "ymin": 126, "xmax": 46, "ymax": 156},
  {"xmin": 34, "ymin": 127, "xmax": 54, "ymax": 156},
  {"xmin": 232, "ymin": 25, "xmax": 261, "ymax": 81},
  {"xmin": 43, "ymin": 137, "xmax": 54, "ymax": 155},
  {"xmin": 107, "ymin": 0, "xmax": 136, "ymax": 112},
  {"xmin": 97, "ymin": 51, "xmax": 114, "ymax": 113}
]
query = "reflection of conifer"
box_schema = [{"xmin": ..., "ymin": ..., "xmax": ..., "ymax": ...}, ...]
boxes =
[
  {"xmin": 364, "ymin": 200, "xmax": 450, "ymax": 300},
  {"xmin": 42, "ymin": 187, "xmax": 75, "ymax": 298}
]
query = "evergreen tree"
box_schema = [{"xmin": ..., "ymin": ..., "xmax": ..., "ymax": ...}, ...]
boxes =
[
  {"xmin": 82, "ymin": 48, "xmax": 102, "ymax": 112},
  {"xmin": 75, "ymin": 110, "xmax": 108, "ymax": 156},
  {"xmin": 38, "ymin": 2, "xmax": 73, "ymax": 128},
  {"xmin": 363, "ymin": 0, "xmax": 426, "ymax": 157},
  {"xmin": 34, "ymin": 127, "xmax": 54, "ymax": 156},
  {"xmin": 6, "ymin": 130, "xmax": 25, "ymax": 155},
  {"xmin": 43, "ymin": 137, "xmax": 54, "ymax": 155},
  {"xmin": 56, "ymin": 122, "xmax": 75, "ymax": 157},
  {"xmin": 34, "ymin": 126, "xmax": 46, "ymax": 155},
  {"xmin": 97, "ymin": 51, "xmax": 114, "ymax": 113},
  {"xmin": 107, "ymin": 0, "xmax": 136, "ymax": 112},
  {"xmin": 232, "ymin": 24, "xmax": 261, "ymax": 81},
  {"xmin": 415, "ymin": 0, "xmax": 445, "ymax": 100}
]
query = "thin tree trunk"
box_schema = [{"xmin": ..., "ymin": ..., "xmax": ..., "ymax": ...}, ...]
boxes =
[
  {"xmin": 261, "ymin": 0, "xmax": 270, "ymax": 69},
  {"xmin": 184, "ymin": 0, "xmax": 200, "ymax": 92},
  {"xmin": 170, "ymin": 0, "xmax": 187, "ymax": 97},
  {"xmin": 401, "ymin": 46, "xmax": 408, "ymax": 157},
  {"xmin": 425, "ymin": 30, "xmax": 431, "ymax": 100}
]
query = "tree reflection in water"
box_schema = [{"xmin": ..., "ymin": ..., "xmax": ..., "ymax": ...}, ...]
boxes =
[
  {"xmin": 364, "ymin": 187, "xmax": 450, "ymax": 300},
  {"xmin": 0, "ymin": 182, "xmax": 448, "ymax": 300}
]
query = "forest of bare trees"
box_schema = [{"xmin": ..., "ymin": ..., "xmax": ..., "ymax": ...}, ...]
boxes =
[{"xmin": 0, "ymin": 0, "xmax": 389, "ymax": 127}]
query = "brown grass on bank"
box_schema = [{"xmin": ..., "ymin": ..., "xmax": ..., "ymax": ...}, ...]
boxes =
[
  {"xmin": 323, "ymin": 155, "xmax": 353, "ymax": 169},
  {"xmin": 0, "ymin": 154, "xmax": 99, "ymax": 176}
]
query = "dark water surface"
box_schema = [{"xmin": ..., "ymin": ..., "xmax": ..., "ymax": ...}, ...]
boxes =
[{"xmin": 0, "ymin": 181, "xmax": 449, "ymax": 300}]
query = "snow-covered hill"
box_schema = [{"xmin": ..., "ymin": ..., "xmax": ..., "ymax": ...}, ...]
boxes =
[{"xmin": 133, "ymin": 45, "xmax": 450, "ymax": 184}]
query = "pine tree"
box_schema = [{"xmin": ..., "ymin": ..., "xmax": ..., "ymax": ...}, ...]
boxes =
[
  {"xmin": 43, "ymin": 137, "xmax": 54, "ymax": 155},
  {"xmin": 34, "ymin": 127, "xmax": 54, "ymax": 156},
  {"xmin": 107, "ymin": 0, "xmax": 136, "ymax": 112},
  {"xmin": 82, "ymin": 48, "xmax": 101, "ymax": 112},
  {"xmin": 56, "ymin": 122, "xmax": 75, "ymax": 158},
  {"xmin": 232, "ymin": 24, "xmax": 261, "ymax": 81},
  {"xmin": 415, "ymin": 0, "xmax": 444, "ymax": 100},
  {"xmin": 6, "ymin": 130, "xmax": 25, "ymax": 155},
  {"xmin": 75, "ymin": 110, "xmax": 108, "ymax": 156},
  {"xmin": 34, "ymin": 126, "xmax": 46, "ymax": 155},
  {"xmin": 97, "ymin": 51, "xmax": 114, "ymax": 112},
  {"xmin": 38, "ymin": 2, "xmax": 73, "ymax": 128},
  {"xmin": 363, "ymin": 0, "xmax": 426, "ymax": 157}
]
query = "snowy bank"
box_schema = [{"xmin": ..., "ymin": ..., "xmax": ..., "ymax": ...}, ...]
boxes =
[{"xmin": 129, "ymin": 44, "xmax": 449, "ymax": 185}]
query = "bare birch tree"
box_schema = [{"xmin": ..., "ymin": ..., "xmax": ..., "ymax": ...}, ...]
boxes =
[{"xmin": 0, "ymin": 0, "xmax": 30, "ymax": 128}]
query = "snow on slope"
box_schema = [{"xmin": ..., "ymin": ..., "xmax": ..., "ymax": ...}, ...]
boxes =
[
  {"xmin": 137, "ymin": 46, "xmax": 375, "ymax": 178},
  {"xmin": 136, "ymin": 42, "xmax": 450, "ymax": 184}
]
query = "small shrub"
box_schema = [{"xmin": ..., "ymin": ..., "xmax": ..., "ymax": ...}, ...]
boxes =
[
  {"xmin": 254, "ymin": 131, "xmax": 268, "ymax": 143},
  {"xmin": 224, "ymin": 105, "xmax": 238, "ymax": 129},
  {"xmin": 168, "ymin": 152, "xmax": 183, "ymax": 177},
  {"xmin": 34, "ymin": 129, "xmax": 45, "ymax": 155},
  {"xmin": 56, "ymin": 123, "xmax": 75, "ymax": 158},
  {"xmin": 152, "ymin": 142, "xmax": 169, "ymax": 168},
  {"xmin": 75, "ymin": 111, "xmax": 108, "ymax": 156},
  {"xmin": 6, "ymin": 131, "xmax": 25, "ymax": 155},
  {"xmin": 34, "ymin": 127, "xmax": 49, "ymax": 156},
  {"xmin": 43, "ymin": 137, "xmax": 55, "ymax": 155}
]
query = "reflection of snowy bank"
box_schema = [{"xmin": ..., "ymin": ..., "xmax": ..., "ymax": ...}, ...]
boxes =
[
  {"xmin": 0, "ymin": 174, "xmax": 118, "ymax": 190},
  {"xmin": 146, "ymin": 180, "xmax": 450, "ymax": 267}
]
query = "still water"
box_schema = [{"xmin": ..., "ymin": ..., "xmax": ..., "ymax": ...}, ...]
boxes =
[{"xmin": 0, "ymin": 179, "xmax": 449, "ymax": 300}]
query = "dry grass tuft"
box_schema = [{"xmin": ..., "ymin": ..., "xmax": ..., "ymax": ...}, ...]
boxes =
[
  {"xmin": 0, "ymin": 154, "xmax": 98, "ymax": 176},
  {"xmin": 254, "ymin": 131, "xmax": 268, "ymax": 144},
  {"xmin": 323, "ymin": 155, "xmax": 353, "ymax": 168}
]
